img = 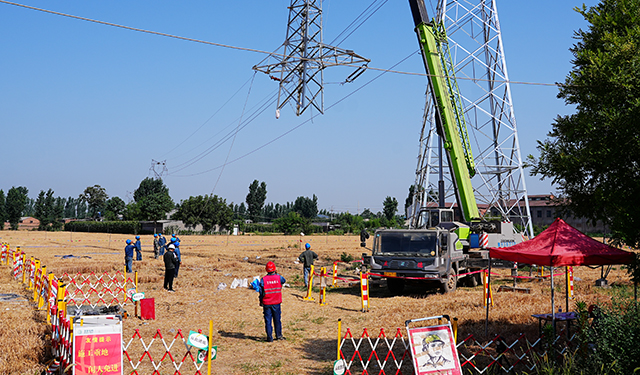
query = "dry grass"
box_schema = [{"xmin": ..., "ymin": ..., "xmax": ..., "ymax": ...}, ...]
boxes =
[
  {"xmin": 0, "ymin": 259, "xmax": 47, "ymax": 375},
  {"xmin": 0, "ymin": 230, "xmax": 636, "ymax": 374}
]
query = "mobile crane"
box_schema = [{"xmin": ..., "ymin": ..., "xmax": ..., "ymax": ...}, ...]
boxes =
[{"xmin": 361, "ymin": 0, "xmax": 523, "ymax": 294}]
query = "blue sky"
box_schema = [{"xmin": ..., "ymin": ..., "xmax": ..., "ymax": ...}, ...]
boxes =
[{"xmin": 0, "ymin": 0, "xmax": 597, "ymax": 214}]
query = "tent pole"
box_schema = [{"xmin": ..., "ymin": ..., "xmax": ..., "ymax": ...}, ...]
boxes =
[
  {"xmin": 551, "ymin": 267, "xmax": 556, "ymax": 337},
  {"xmin": 485, "ymin": 258, "xmax": 491, "ymax": 337},
  {"xmin": 565, "ymin": 266, "xmax": 569, "ymax": 314}
]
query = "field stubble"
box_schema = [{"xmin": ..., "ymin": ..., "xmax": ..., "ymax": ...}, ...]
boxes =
[{"xmin": 0, "ymin": 231, "xmax": 634, "ymax": 374}]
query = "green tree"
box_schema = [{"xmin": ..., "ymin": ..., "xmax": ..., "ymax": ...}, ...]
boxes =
[
  {"xmin": 405, "ymin": 185, "xmax": 415, "ymax": 214},
  {"xmin": 104, "ymin": 197, "xmax": 126, "ymax": 221},
  {"xmin": 123, "ymin": 202, "xmax": 141, "ymax": 221},
  {"xmin": 6, "ymin": 186, "xmax": 28, "ymax": 230},
  {"xmin": 273, "ymin": 211, "xmax": 311, "ymax": 235},
  {"xmin": 80, "ymin": 185, "xmax": 109, "ymax": 219},
  {"xmin": 34, "ymin": 190, "xmax": 48, "ymax": 229},
  {"xmin": 0, "ymin": 190, "xmax": 5, "ymax": 229},
  {"xmin": 64, "ymin": 197, "xmax": 76, "ymax": 218},
  {"xmin": 293, "ymin": 195, "xmax": 318, "ymax": 219},
  {"xmin": 174, "ymin": 195, "xmax": 233, "ymax": 232},
  {"xmin": 360, "ymin": 208, "xmax": 374, "ymax": 220},
  {"xmin": 35, "ymin": 190, "xmax": 64, "ymax": 230},
  {"xmin": 76, "ymin": 200, "xmax": 87, "ymax": 219},
  {"xmin": 133, "ymin": 178, "xmax": 174, "ymax": 222},
  {"xmin": 245, "ymin": 180, "xmax": 267, "ymax": 222},
  {"xmin": 51, "ymin": 197, "xmax": 64, "ymax": 230},
  {"xmin": 23, "ymin": 197, "xmax": 35, "ymax": 216},
  {"xmin": 528, "ymin": 0, "xmax": 640, "ymax": 248},
  {"xmin": 382, "ymin": 196, "xmax": 398, "ymax": 222}
]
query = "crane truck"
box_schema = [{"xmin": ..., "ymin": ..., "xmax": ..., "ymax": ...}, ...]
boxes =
[{"xmin": 361, "ymin": 0, "xmax": 523, "ymax": 294}]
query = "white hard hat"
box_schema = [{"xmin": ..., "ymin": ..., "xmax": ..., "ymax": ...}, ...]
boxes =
[{"xmin": 168, "ymin": 244, "xmax": 175, "ymax": 249}]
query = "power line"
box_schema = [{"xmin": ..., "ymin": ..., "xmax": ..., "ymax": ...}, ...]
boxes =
[
  {"xmin": 170, "ymin": 51, "xmax": 418, "ymax": 178},
  {"xmin": 0, "ymin": 0, "xmax": 564, "ymax": 88},
  {"xmin": 160, "ymin": 77, "xmax": 254, "ymax": 160},
  {"xmin": 0, "ymin": 0, "xmax": 279, "ymax": 56}
]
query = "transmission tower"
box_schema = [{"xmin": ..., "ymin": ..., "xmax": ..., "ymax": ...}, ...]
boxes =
[
  {"xmin": 149, "ymin": 159, "xmax": 168, "ymax": 179},
  {"xmin": 253, "ymin": 0, "xmax": 370, "ymax": 117},
  {"xmin": 409, "ymin": 0, "xmax": 534, "ymax": 237}
]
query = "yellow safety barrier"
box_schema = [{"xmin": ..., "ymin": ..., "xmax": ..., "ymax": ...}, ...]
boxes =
[{"xmin": 303, "ymin": 265, "xmax": 315, "ymax": 301}]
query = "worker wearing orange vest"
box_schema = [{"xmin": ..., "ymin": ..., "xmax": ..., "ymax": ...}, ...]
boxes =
[{"xmin": 259, "ymin": 261, "xmax": 286, "ymax": 342}]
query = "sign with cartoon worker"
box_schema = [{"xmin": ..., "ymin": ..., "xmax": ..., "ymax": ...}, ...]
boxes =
[
  {"xmin": 407, "ymin": 323, "xmax": 461, "ymax": 375},
  {"xmin": 73, "ymin": 316, "xmax": 123, "ymax": 375}
]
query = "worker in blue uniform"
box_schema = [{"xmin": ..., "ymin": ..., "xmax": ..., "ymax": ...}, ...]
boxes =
[
  {"xmin": 134, "ymin": 235, "xmax": 142, "ymax": 261},
  {"xmin": 124, "ymin": 239, "xmax": 134, "ymax": 273},
  {"xmin": 158, "ymin": 233, "xmax": 167, "ymax": 256}
]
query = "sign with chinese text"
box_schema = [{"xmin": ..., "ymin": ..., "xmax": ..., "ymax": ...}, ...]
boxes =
[
  {"xmin": 407, "ymin": 324, "xmax": 461, "ymax": 375},
  {"xmin": 187, "ymin": 330, "xmax": 208, "ymax": 350},
  {"xmin": 73, "ymin": 316, "xmax": 123, "ymax": 375}
]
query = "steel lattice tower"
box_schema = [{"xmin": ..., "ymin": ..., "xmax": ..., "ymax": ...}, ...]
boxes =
[
  {"xmin": 410, "ymin": 0, "xmax": 534, "ymax": 237},
  {"xmin": 253, "ymin": 0, "xmax": 369, "ymax": 117}
]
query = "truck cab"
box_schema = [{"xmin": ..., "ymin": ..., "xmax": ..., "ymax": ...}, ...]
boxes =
[{"xmin": 363, "ymin": 227, "xmax": 465, "ymax": 294}]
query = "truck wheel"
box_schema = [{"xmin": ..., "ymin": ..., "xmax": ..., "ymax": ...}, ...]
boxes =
[
  {"xmin": 387, "ymin": 278, "xmax": 405, "ymax": 295},
  {"xmin": 441, "ymin": 271, "xmax": 457, "ymax": 293}
]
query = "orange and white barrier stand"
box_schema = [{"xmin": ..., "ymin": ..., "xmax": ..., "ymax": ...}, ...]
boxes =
[
  {"xmin": 479, "ymin": 233, "xmax": 489, "ymax": 249},
  {"xmin": 319, "ymin": 267, "xmax": 327, "ymax": 306},
  {"xmin": 360, "ymin": 272, "xmax": 369, "ymax": 312},
  {"xmin": 567, "ymin": 266, "xmax": 574, "ymax": 299},
  {"xmin": 482, "ymin": 270, "xmax": 494, "ymax": 307},
  {"xmin": 304, "ymin": 265, "xmax": 315, "ymax": 301},
  {"xmin": 332, "ymin": 261, "xmax": 338, "ymax": 287},
  {"xmin": 538, "ymin": 265, "xmax": 544, "ymax": 278}
]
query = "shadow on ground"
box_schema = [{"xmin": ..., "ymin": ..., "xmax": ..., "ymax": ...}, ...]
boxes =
[{"xmin": 217, "ymin": 330, "xmax": 265, "ymax": 342}]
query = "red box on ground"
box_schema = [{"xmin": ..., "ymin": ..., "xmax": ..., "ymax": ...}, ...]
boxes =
[{"xmin": 140, "ymin": 298, "xmax": 155, "ymax": 320}]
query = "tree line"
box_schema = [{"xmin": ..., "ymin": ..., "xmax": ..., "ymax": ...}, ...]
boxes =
[{"xmin": 0, "ymin": 178, "xmax": 402, "ymax": 234}]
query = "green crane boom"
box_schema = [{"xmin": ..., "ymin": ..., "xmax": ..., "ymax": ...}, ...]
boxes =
[{"xmin": 408, "ymin": 0, "xmax": 480, "ymax": 222}]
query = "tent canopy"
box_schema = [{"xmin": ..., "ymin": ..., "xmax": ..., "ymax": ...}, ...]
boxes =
[{"xmin": 489, "ymin": 218, "xmax": 634, "ymax": 267}]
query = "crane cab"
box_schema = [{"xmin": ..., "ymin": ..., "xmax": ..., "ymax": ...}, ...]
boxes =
[{"xmin": 418, "ymin": 208, "xmax": 454, "ymax": 228}]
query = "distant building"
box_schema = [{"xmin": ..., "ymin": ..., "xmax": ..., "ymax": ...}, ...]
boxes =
[
  {"xmin": 412, "ymin": 194, "xmax": 609, "ymax": 234},
  {"xmin": 518, "ymin": 194, "xmax": 608, "ymax": 233},
  {"xmin": 3, "ymin": 217, "xmax": 40, "ymax": 230}
]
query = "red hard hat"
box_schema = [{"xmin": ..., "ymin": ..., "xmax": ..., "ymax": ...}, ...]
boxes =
[{"xmin": 266, "ymin": 261, "xmax": 276, "ymax": 273}]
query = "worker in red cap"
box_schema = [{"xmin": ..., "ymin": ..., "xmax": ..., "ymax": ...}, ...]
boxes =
[{"xmin": 259, "ymin": 261, "xmax": 286, "ymax": 342}]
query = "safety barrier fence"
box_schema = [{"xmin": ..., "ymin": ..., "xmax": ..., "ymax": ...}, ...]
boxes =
[
  {"xmin": 2, "ymin": 242, "xmax": 216, "ymax": 375},
  {"xmin": 338, "ymin": 325, "xmax": 576, "ymax": 374},
  {"xmin": 62, "ymin": 271, "xmax": 133, "ymax": 308},
  {"xmin": 124, "ymin": 327, "xmax": 215, "ymax": 375}
]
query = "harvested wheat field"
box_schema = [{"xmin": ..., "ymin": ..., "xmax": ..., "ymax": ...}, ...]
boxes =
[{"xmin": 0, "ymin": 230, "xmax": 636, "ymax": 375}]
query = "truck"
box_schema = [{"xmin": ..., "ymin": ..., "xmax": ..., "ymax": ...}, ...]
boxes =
[
  {"xmin": 360, "ymin": 0, "xmax": 523, "ymax": 294},
  {"xmin": 361, "ymin": 209, "xmax": 520, "ymax": 294}
]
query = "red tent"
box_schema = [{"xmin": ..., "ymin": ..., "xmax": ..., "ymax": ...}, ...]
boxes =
[
  {"xmin": 484, "ymin": 218, "xmax": 634, "ymax": 336},
  {"xmin": 489, "ymin": 218, "xmax": 634, "ymax": 266}
]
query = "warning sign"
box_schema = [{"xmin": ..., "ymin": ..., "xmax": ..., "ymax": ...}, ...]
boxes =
[{"xmin": 73, "ymin": 316, "xmax": 123, "ymax": 375}]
